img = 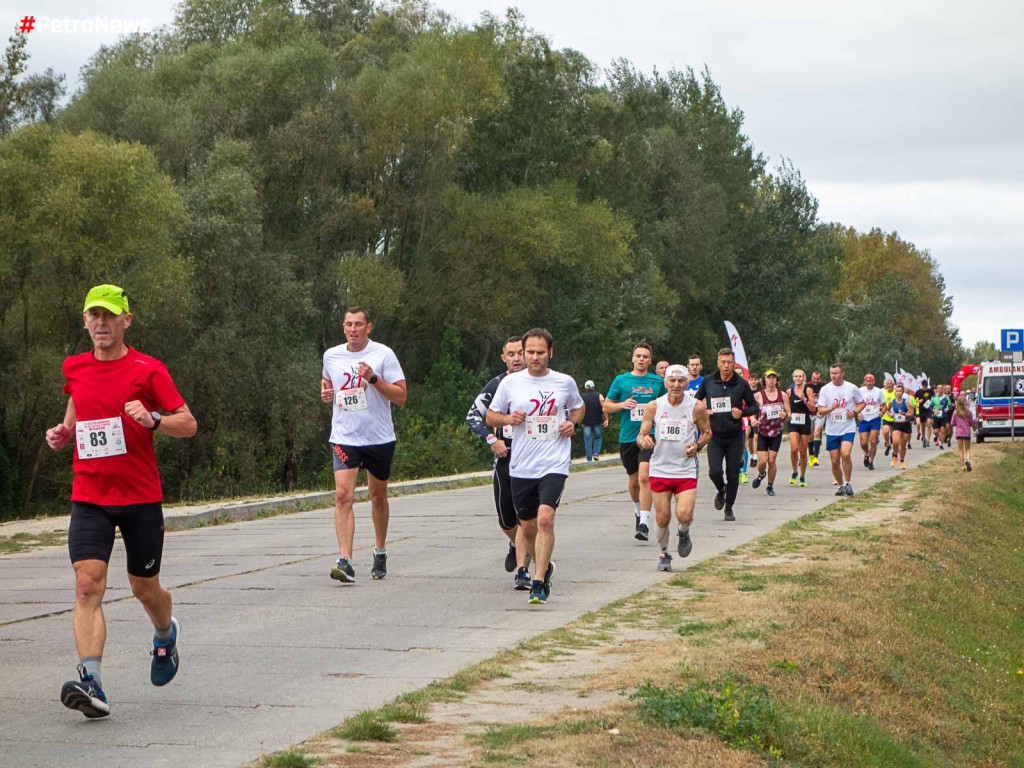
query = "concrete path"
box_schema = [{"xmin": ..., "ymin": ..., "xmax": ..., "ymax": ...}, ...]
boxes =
[{"xmin": 0, "ymin": 445, "xmax": 942, "ymax": 767}]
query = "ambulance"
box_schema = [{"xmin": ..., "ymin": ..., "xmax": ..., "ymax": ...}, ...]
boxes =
[{"xmin": 974, "ymin": 361, "xmax": 1024, "ymax": 442}]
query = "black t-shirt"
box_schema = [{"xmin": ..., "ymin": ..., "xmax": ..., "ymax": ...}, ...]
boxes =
[
  {"xmin": 581, "ymin": 390, "xmax": 603, "ymax": 426},
  {"xmin": 915, "ymin": 388, "xmax": 935, "ymax": 410}
]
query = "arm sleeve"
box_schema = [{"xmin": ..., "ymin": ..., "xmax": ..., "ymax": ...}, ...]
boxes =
[
  {"xmin": 150, "ymin": 365, "xmax": 186, "ymax": 412},
  {"xmin": 853, "ymin": 387, "xmax": 865, "ymax": 404},
  {"xmin": 466, "ymin": 378, "xmax": 499, "ymax": 442}
]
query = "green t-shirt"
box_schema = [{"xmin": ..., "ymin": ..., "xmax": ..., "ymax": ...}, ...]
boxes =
[{"xmin": 606, "ymin": 372, "xmax": 667, "ymax": 442}]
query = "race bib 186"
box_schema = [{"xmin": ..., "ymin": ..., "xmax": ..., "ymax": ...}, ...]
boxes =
[
  {"xmin": 658, "ymin": 419, "xmax": 684, "ymax": 441},
  {"xmin": 526, "ymin": 414, "xmax": 559, "ymax": 440},
  {"xmin": 76, "ymin": 417, "xmax": 127, "ymax": 460},
  {"xmin": 336, "ymin": 387, "xmax": 368, "ymax": 411},
  {"xmin": 711, "ymin": 397, "xmax": 732, "ymax": 415}
]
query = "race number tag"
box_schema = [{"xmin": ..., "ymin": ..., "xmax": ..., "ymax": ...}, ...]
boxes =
[
  {"xmin": 829, "ymin": 410, "xmax": 848, "ymax": 424},
  {"xmin": 711, "ymin": 397, "xmax": 732, "ymax": 415},
  {"xmin": 76, "ymin": 417, "xmax": 127, "ymax": 460},
  {"xmin": 863, "ymin": 405, "xmax": 879, "ymax": 419},
  {"xmin": 790, "ymin": 413, "xmax": 806, "ymax": 425},
  {"xmin": 658, "ymin": 419, "xmax": 684, "ymax": 441},
  {"xmin": 502, "ymin": 425, "xmax": 513, "ymax": 439},
  {"xmin": 336, "ymin": 387, "xmax": 368, "ymax": 411},
  {"xmin": 763, "ymin": 404, "xmax": 782, "ymax": 420},
  {"xmin": 894, "ymin": 413, "xmax": 907, "ymax": 423},
  {"xmin": 630, "ymin": 406, "xmax": 645, "ymax": 422},
  {"xmin": 526, "ymin": 415, "xmax": 558, "ymax": 440}
]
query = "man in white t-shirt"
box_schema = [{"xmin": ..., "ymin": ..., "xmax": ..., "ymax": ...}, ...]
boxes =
[
  {"xmin": 487, "ymin": 328, "xmax": 585, "ymax": 605},
  {"xmin": 320, "ymin": 307, "xmax": 407, "ymax": 583},
  {"xmin": 857, "ymin": 374, "xmax": 887, "ymax": 471},
  {"xmin": 816, "ymin": 363, "xmax": 865, "ymax": 497}
]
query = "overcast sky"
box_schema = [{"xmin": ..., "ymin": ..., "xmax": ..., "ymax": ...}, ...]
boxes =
[{"xmin": 8, "ymin": 0, "xmax": 1021, "ymax": 347}]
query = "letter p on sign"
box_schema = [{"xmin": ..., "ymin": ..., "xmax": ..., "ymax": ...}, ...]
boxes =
[{"xmin": 1002, "ymin": 329, "xmax": 1024, "ymax": 352}]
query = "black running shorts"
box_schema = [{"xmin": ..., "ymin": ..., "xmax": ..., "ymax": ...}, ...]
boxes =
[
  {"xmin": 69, "ymin": 501, "xmax": 165, "ymax": 577},
  {"xmin": 493, "ymin": 455, "xmax": 517, "ymax": 530},
  {"xmin": 331, "ymin": 441, "xmax": 396, "ymax": 481},
  {"xmin": 756, "ymin": 433, "xmax": 783, "ymax": 453},
  {"xmin": 511, "ymin": 474, "xmax": 567, "ymax": 521},
  {"xmin": 619, "ymin": 442, "xmax": 653, "ymax": 475},
  {"xmin": 787, "ymin": 415, "xmax": 812, "ymax": 436}
]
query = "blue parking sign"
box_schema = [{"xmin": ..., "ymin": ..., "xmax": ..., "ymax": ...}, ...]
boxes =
[{"xmin": 1001, "ymin": 329, "xmax": 1024, "ymax": 352}]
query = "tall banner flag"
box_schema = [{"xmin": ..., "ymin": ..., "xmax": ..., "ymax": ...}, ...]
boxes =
[{"xmin": 724, "ymin": 321, "xmax": 750, "ymax": 381}]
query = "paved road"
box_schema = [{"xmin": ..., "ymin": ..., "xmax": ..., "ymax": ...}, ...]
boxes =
[{"xmin": 0, "ymin": 446, "xmax": 941, "ymax": 767}]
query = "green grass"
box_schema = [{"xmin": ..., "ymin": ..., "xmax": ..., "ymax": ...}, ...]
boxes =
[
  {"xmin": 476, "ymin": 724, "xmax": 553, "ymax": 749},
  {"xmin": 330, "ymin": 711, "xmax": 397, "ymax": 742},
  {"xmin": 262, "ymin": 752, "xmax": 318, "ymax": 768}
]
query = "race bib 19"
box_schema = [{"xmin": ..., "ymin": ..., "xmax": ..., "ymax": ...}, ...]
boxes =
[
  {"xmin": 658, "ymin": 419, "xmax": 684, "ymax": 441},
  {"xmin": 336, "ymin": 387, "xmax": 368, "ymax": 411},
  {"xmin": 790, "ymin": 413, "xmax": 806, "ymax": 425},
  {"xmin": 711, "ymin": 397, "xmax": 732, "ymax": 415},
  {"xmin": 76, "ymin": 417, "xmax": 127, "ymax": 460},
  {"xmin": 829, "ymin": 410, "xmax": 848, "ymax": 424},
  {"xmin": 526, "ymin": 414, "xmax": 559, "ymax": 440}
]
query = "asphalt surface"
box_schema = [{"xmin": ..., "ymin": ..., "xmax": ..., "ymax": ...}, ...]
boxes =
[{"xmin": 0, "ymin": 443, "xmax": 941, "ymax": 767}]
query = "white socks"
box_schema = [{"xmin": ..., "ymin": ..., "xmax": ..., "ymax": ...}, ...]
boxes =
[
  {"xmin": 639, "ymin": 509, "xmax": 650, "ymax": 527},
  {"xmin": 632, "ymin": 501, "xmax": 641, "ymax": 516}
]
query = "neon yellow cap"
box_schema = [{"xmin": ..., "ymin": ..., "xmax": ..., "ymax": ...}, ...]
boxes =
[{"xmin": 83, "ymin": 284, "xmax": 129, "ymax": 315}]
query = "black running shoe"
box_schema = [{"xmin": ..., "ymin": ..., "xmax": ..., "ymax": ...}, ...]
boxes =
[
  {"xmin": 543, "ymin": 561, "xmax": 556, "ymax": 591},
  {"xmin": 863, "ymin": 454, "xmax": 870, "ymax": 468},
  {"xmin": 966, "ymin": 460, "xmax": 972, "ymax": 472},
  {"xmin": 330, "ymin": 557, "xmax": 355, "ymax": 583},
  {"xmin": 884, "ymin": 444, "xmax": 891, "ymax": 456},
  {"xmin": 635, "ymin": 523, "xmax": 649, "ymax": 542},
  {"xmin": 504, "ymin": 543, "xmax": 517, "ymax": 573},
  {"xmin": 868, "ymin": 461, "xmax": 875, "ymax": 470},
  {"xmin": 835, "ymin": 486, "xmax": 846, "ymax": 496},
  {"xmin": 61, "ymin": 665, "xmax": 110, "ymax": 718},
  {"xmin": 766, "ymin": 484, "xmax": 775, "ymax": 496},
  {"xmin": 677, "ymin": 529, "xmax": 692, "ymax": 558},
  {"xmin": 528, "ymin": 579, "xmax": 546, "ymax": 604},
  {"xmin": 514, "ymin": 566, "xmax": 531, "ymax": 590},
  {"xmin": 634, "ymin": 514, "xmax": 640, "ymax": 531},
  {"xmin": 750, "ymin": 456, "xmax": 758, "ymax": 468},
  {"xmin": 371, "ymin": 551, "xmax": 387, "ymax": 580},
  {"xmin": 151, "ymin": 617, "xmax": 180, "ymax": 687},
  {"xmin": 714, "ymin": 491, "xmax": 726, "ymax": 511},
  {"xmin": 752, "ymin": 473, "xmax": 764, "ymax": 490},
  {"xmin": 724, "ymin": 509, "xmax": 736, "ymax": 522}
]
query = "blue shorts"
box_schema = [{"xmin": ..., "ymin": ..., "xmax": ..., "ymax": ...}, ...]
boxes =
[
  {"xmin": 858, "ymin": 418, "xmax": 882, "ymax": 433},
  {"xmin": 825, "ymin": 433, "xmax": 855, "ymax": 451}
]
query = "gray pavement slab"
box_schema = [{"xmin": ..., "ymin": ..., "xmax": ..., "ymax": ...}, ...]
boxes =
[{"xmin": 0, "ymin": 446, "xmax": 942, "ymax": 767}]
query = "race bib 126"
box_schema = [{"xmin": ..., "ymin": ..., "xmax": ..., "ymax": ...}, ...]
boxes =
[
  {"xmin": 336, "ymin": 387, "xmax": 368, "ymax": 411},
  {"xmin": 76, "ymin": 417, "xmax": 127, "ymax": 460}
]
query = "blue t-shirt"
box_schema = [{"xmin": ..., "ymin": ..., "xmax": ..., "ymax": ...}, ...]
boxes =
[
  {"xmin": 607, "ymin": 372, "xmax": 666, "ymax": 442},
  {"xmin": 687, "ymin": 376, "xmax": 704, "ymax": 392}
]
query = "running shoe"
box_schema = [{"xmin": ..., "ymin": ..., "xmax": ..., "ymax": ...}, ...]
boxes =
[
  {"xmin": 900, "ymin": 461, "xmax": 907, "ymax": 470},
  {"xmin": 868, "ymin": 461, "xmax": 875, "ymax": 471},
  {"xmin": 766, "ymin": 484, "xmax": 775, "ymax": 496},
  {"xmin": 330, "ymin": 557, "xmax": 356, "ymax": 583},
  {"xmin": 789, "ymin": 473, "xmax": 798, "ymax": 486},
  {"xmin": 151, "ymin": 617, "xmax": 180, "ymax": 687},
  {"xmin": 752, "ymin": 473, "xmax": 764, "ymax": 490},
  {"xmin": 907, "ymin": 442, "xmax": 912, "ymax": 450},
  {"xmin": 739, "ymin": 472, "xmax": 749, "ymax": 484},
  {"xmin": 371, "ymin": 551, "xmax": 387, "ymax": 580},
  {"xmin": 713, "ymin": 490, "xmax": 726, "ymax": 511},
  {"xmin": 891, "ymin": 456, "xmax": 898, "ymax": 468},
  {"xmin": 543, "ymin": 561, "xmax": 556, "ymax": 592},
  {"xmin": 504, "ymin": 543, "xmax": 517, "ymax": 573},
  {"xmin": 835, "ymin": 486, "xmax": 846, "ymax": 496},
  {"xmin": 677, "ymin": 528, "xmax": 692, "ymax": 558},
  {"xmin": 635, "ymin": 523, "xmax": 649, "ymax": 542},
  {"xmin": 844, "ymin": 483, "xmax": 854, "ymax": 497},
  {"xmin": 938, "ymin": 443, "xmax": 944, "ymax": 451},
  {"xmin": 863, "ymin": 454, "xmax": 870, "ymax": 468},
  {"xmin": 514, "ymin": 566, "xmax": 531, "ymax": 590},
  {"xmin": 634, "ymin": 514, "xmax": 640, "ymax": 531},
  {"xmin": 724, "ymin": 509, "xmax": 736, "ymax": 522},
  {"xmin": 809, "ymin": 456, "xmax": 819, "ymax": 467},
  {"xmin": 884, "ymin": 444, "xmax": 891, "ymax": 456},
  {"xmin": 657, "ymin": 553, "xmax": 672, "ymax": 572},
  {"xmin": 799, "ymin": 478, "xmax": 807, "ymax": 488},
  {"xmin": 61, "ymin": 665, "xmax": 110, "ymax": 718},
  {"xmin": 966, "ymin": 461, "xmax": 972, "ymax": 472},
  {"xmin": 528, "ymin": 580, "xmax": 546, "ymax": 604},
  {"xmin": 750, "ymin": 456, "xmax": 758, "ymax": 468}
]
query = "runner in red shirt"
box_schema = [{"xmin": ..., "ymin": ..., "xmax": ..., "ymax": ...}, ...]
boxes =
[{"xmin": 45, "ymin": 285, "xmax": 197, "ymax": 719}]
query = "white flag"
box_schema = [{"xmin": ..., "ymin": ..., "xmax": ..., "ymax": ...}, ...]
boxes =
[{"xmin": 723, "ymin": 321, "xmax": 750, "ymax": 381}]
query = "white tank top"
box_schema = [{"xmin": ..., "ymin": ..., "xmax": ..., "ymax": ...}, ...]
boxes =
[{"xmin": 649, "ymin": 393, "xmax": 699, "ymax": 479}]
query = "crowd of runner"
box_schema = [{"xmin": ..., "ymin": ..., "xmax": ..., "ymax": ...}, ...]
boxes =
[{"xmin": 44, "ymin": 288, "xmax": 976, "ymax": 719}]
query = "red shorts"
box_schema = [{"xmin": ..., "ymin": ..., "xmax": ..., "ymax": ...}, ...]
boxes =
[{"xmin": 649, "ymin": 476, "xmax": 698, "ymax": 494}]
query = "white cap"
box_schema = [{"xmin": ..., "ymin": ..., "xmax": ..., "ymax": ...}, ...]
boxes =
[
  {"xmin": 664, "ymin": 365, "xmax": 688, "ymax": 379},
  {"xmin": 584, "ymin": 380, "xmax": 595, "ymax": 389}
]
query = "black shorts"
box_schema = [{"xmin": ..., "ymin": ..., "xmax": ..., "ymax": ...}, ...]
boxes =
[
  {"xmin": 511, "ymin": 474, "xmax": 567, "ymax": 521},
  {"xmin": 331, "ymin": 441, "xmax": 396, "ymax": 481},
  {"xmin": 493, "ymin": 456, "xmax": 517, "ymax": 530},
  {"xmin": 932, "ymin": 417, "xmax": 948, "ymax": 430},
  {"xmin": 756, "ymin": 433, "xmax": 783, "ymax": 453},
  {"xmin": 788, "ymin": 416, "xmax": 812, "ymax": 436},
  {"xmin": 892, "ymin": 421, "xmax": 912, "ymax": 434},
  {"xmin": 619, "ymin": 442, "xmax": 654, "ymax": 475},
  {"xmin": 69, "ymin": 501, "xmax": 165, "ymax": 578}
]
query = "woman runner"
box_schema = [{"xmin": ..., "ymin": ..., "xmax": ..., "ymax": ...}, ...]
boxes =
[
  {"xmin": 889, "ymin": 384, "xmax": 913, "ymax": 469},
  {"xmin": 752, "ymin": 370, "xmax": 791, "ymax": 496},
  {"xmin": 787, "ymin": 369, "xmax": 816, "ymax": 487}
]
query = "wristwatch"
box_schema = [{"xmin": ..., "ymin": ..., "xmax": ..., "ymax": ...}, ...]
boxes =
[
  {"xmin": 148, "ymin": 411, "xmax": 162, "ymax": 431},
  {"xmin": 571, "ymin": 419, "xmax": 582, "ymax": 430},
  {"xmin": 368, "ymin": 375, "xmax": 379, "ymax": 385}
]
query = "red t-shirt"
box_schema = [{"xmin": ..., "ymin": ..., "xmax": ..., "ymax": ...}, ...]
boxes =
[{"xmin": 62, "ymin": 346, "xmax": 186, "ymax": 505}]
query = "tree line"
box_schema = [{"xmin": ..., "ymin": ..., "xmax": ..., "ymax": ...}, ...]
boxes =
[{"xmin": 0, "ymin": 0, "xmax": 976, "ymax": 520}]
